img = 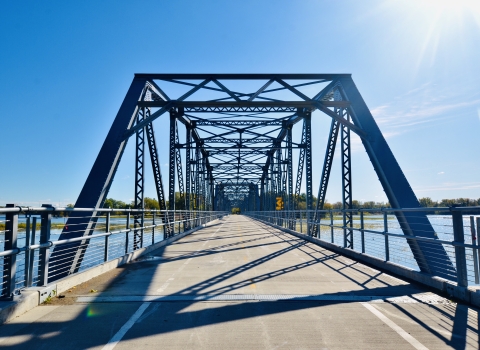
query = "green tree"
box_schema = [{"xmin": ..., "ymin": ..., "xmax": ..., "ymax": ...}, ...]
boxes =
[
  {"xmin": 144, "ymin": 197, "xmax": 160, "ymax": 210},
  {"xmin": 439, "ymin": 198, "xmax": 456, "ymax": 207},
  {"xmin": 103, "ymin": 198, "xmax": 127, "ymax": 209},
  {"xmin": 352, "ymin": 200, "xmax": 361, "ymax": 209},
  {"xmin": 419, "ymin": 197, "xmax": 437, "ymax": 207}
]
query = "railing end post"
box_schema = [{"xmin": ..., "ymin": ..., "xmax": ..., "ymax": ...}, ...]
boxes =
[
  {"xmin": 1, "ymin": 204, "xmax": 19, "ymax": 299},
  {"xmin": 451, "ymin": 207, "xmax": 468, "ymax": 287}
]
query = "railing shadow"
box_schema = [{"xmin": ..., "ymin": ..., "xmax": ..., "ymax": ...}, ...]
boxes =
[{"xmin": 0, "ymin": 215, "xmax": 477, "ymax": 349}]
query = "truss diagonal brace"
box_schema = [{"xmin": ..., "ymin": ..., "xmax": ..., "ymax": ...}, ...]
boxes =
[
  {"xmin": 123, "ymin": 102, "xmax": 173, "ymax": 140},
  {"xmin": 315, "ymin": 102, "xmax": 367, "ymax": 139},
  {"xmin": 339, "ymin": 77, "xmax": 455, "ymax": 280},
  {"xmin": 146, "ymin": 121, "xmax": 167, "ymax": 210},
  {"xmin": 294, "ymin": 120, "xmax": 306, "ymax": 209},
  {"xmin": 311, "ymin": 119, "xmax": 340, "ymax": 237},
  {"xmin": 49, "ymin": 77, "xmax": 148, "ymax": 281}
]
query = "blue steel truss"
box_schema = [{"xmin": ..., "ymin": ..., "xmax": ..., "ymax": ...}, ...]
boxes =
[{"xmin": 49, "ymin": 74, "xmax": 456, "ymax": 282}]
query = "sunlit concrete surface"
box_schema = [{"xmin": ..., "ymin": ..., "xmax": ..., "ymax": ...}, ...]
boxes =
[{"xmin": 0, "ymin": 215, "xmax": 478, "ymax": 349}]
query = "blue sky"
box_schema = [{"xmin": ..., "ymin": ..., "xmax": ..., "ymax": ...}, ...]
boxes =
[{"xmin": 1, "ymin": 0, "xmax": 480, "ymax": 207}]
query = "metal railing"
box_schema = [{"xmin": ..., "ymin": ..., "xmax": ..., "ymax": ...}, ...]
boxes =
[
  {"xmin": 0, "ymin": 205, "xmax": 227, "ymax": 299},
  {"xmin": 246, "ymin": 207, "xmax": 480, "ymax": 288}
]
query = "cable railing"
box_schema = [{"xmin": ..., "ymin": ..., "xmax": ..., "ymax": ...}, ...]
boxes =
[
  {"xmin": 0, "ymin": 205, "xmax": 227, "ymax": 299},
  {"xmin": 245, "ymin": 206, "xmax": 480, "ymax": 288}
]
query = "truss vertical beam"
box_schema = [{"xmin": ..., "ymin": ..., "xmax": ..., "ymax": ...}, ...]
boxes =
[
  {"xmin": 167, "ymin": 111, "xmax": 177, "ymax": 237},
  {"xmin": 276, "ymin": 149, "xmax": 282, "ymax": 196},
  {"xmin": 279, "ymin": 149, "xmax": 285, "ymax": 226},
  {"xmin": 260, "ymin": 177, "xmax": 265, "ymax": 211},
  {"xmin": 175, "ymin": 120, "xmax": 185, "ymax": 209},
  {"xmin": 271, "ymin": 154, "xmax": 275, "ymax": 212},
  {"xmin": 204, "ymin": 159, "xmax": 209, "ymax": 209},
  {"xmin": 185, "ymin": 126, "xmax": 192, "ymax": 212},
  {"xmin": 168, "ymin": 111, "xmax": 176, "ymax": 210},
  {"xmin": 304, "ymin": 110, "xmax": 313, "ymax": 236},
  {"xmin": 134, "ymin": 108, "xmax": 145, "ymax": 249},
  {"xmin": 341, "ymin": 108, "xmax": 353, "ymax": 248},
  {"xmin": 195, "ymin": 145, "xmax": 200, "ymax": 210},
  {"xmin": 287, "ymin": 126, "xmax": 293, "ymax": 229},
  {"xmin": 201, "ymin": 155, "xmax": 206, "ymax": 210},
  {"xmin": 209, "ymin": 170, "xmax": 214, "ymax": 211}
]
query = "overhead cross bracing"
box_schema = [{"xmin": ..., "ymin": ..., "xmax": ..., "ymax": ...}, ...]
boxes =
[
  {"xmin": 137, "ymin": 75, "xmax": 343, "ymax": 207},
  {"xmin": 50, "ymin": 73, "xmax": 457, "ymax": 284}
]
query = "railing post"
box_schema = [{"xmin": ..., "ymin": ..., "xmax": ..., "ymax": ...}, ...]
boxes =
[
  {"xmin": 2, "ymin": 204, "xmax": 18, "ymax": 299},
  {"xmin": 330, "ymin": 210, "xmax": 334, "ymax": 243},
  {"xmin": 24, "ymin": 215, "xmax": 31, "ymax": 289},
  {"xmin": 174, "ymin": 209, "xmax": 177, "ymax": 236},
  {"xmin": 39, "ymin": 204, "xmax": 52, "ymax": 286},
  {"xmin": 300, "ymin": 212, "xmax": 303, "ymax": 233},
  {"xmin": 104, "ymin": 212, "xmax": 110, "ymax": 262},
  {"xmin": 451, "ymin": 209, "xmax": 468, "ymax": 287},
  {"xmin": 24, "ymin": 215, "xmax": 31, "ymax": 288},
  {"xmin": 125, "ymin": 211, "xmax": 130, "ymax": 254},
  {"xmin": 178, "ymin": 211, "xmax": 185, "ymax": 233},
  {"xmin": 28, "ymin": 217, "xmax": 36, "ymax": 287},
  {"xmin": 163, "ymin": 211, "xmax": 167, "ymax": 240},
  {"xmin": 140, "ymin": 210, "xmax": 144, "ymax": 249},
  {"xmin": 360, "ymin": 210, "xmax": 365, "ymax": 254},
  {"xmin": 178, "ymin": 212, "xmax": 181, "ymax": 233},
  {"xmin": 470, "ymin": 216, "xmax": 479, "ymax": 284},
  {"xmin": 152, "ymin": 211, "xmax": 156, "ymax": 245},
  {"xmin": 477, "ymin": 218, "xmax": 480, "ymax": 282},
  {"xmin": 383, "ymin": 211, "xmax": 389, "ymax": 261}
]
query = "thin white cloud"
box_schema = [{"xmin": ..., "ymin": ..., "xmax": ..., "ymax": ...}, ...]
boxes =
[
  {"xmin": 414, "ymin": 182, "xmax": 480, "ymax": 192},
  {"xmin": 371, "ymin": 82, "xmax": 480, "ymax": 138},
  {"xmin": 437, "ymin": 171, "xmax": 444, "ymax": 175}
]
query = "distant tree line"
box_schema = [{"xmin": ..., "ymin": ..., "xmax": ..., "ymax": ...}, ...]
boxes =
[
  {"xmin": 59, "ymin": 195, "xmax": 480, "ymax": 213},
  {"xmin": 293, "ymin": 193, "xmax": 390, "ymax": 210},
  {"xmin": 102, "ymin": 193, "xmax": 193, "ymax": 212},
  {"xmin": 103, "ymin": 197, "xmax": 162, "ymax": 210},
  {"xmin": 418, "ymin": 197, "xmax": 480, "ymax": 208}
]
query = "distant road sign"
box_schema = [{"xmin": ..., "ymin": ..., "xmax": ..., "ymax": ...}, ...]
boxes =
[{"xmin": 276, "ymin": 197, "xmax": 284, "ymax": 210}]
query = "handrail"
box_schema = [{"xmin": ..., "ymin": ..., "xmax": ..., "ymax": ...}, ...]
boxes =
[
  {"xmin": 245, "ymin": 208, "xmax": 480, "ymax": 288},
  {"xmin": 0, "ymin": 206, "xmax": 228, "ymax": 299}
]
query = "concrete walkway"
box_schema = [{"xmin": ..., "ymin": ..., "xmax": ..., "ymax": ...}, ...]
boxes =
[{"xmin": 0, "ymin": 215, "xmax": 478, "ymax": 349}]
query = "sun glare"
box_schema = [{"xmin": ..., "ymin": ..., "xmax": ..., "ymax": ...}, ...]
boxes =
[{"xmin": 390, "ymin": 0, "xmax": 480, "ymax": 76}]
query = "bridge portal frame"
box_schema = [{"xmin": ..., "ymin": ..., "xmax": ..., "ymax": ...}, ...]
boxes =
[{"xmin": 49, "ymin": 74, "xmax": 456, "ymax": 282}]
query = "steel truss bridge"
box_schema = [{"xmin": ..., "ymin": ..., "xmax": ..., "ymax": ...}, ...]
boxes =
[{"xmin": 47, "ymin": 74, "xmax": 457, "ymax": 282}]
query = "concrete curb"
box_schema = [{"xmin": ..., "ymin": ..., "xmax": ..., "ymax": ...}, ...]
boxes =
[
  {"xmin": 253, "ymin": 218, "xmax": 480, "ymax": 308},
  {"xmin": 0, "ymin": 218, "xmax": 224, "ymax": 324},
  {"xmin": 0, "ymin": 291, "xmax": 39, "ymax": 325}
]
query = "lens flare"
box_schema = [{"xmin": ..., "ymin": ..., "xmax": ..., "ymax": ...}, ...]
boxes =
[{"xmin": 85, "ymin": 305, "xmax": 101, "ymax": 318}]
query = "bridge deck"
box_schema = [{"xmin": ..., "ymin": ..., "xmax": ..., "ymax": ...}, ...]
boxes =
[{"xmin": 0, "ymin": 215, "xmax": 478, "ymax": 349}]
